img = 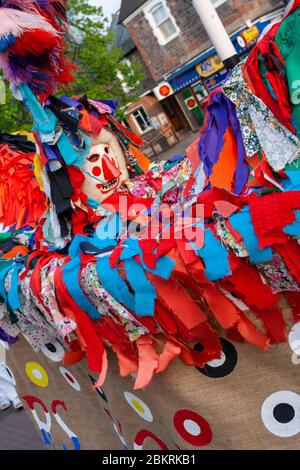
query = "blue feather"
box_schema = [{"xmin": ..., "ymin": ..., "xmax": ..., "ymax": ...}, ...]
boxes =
[{"xmin": 0, "ymin": 32, "xmax": 16, "ymax": 52}]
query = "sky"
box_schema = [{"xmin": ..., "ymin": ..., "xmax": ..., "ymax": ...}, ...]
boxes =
[{"xmin": 90, "ymin": 0, "xmax": 122, "ymax": 19}]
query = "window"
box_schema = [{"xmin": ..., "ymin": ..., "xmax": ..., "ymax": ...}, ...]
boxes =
[
  {"xmin": 151, "ymin": 3, "xmax": 176, "ymax": 41},
  {"xmin": 193, "ymin": 82, "xmax": 209, "ymax": 102},
  {"xmin": 131, "ymin": 107, "xmax": 153, "ymax": 134},
  {"xmin": 145, "ymin": 0, "xmax": 180, "ymax": 46},
  {"xmin": 211, "ymin": 0, "xmax": 229, "ymax": 8}
]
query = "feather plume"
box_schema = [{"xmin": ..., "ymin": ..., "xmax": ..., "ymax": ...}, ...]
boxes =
[
  {"xmin": 0, "ymin": 1, "xmax": 37, "ymax": 10},
  {"xmin": 0, "ymin": 1, "xmax": 73, "ymax": 94},
  {"xmin": 10, "ymin": 29, "xmax": 61, "ymax": 56},
  {"xmin": 35, "ymin": 0, "xmax": 68, "ymax": 31},
  {"xmin": 0, "ymin": 9, "xmax": 59, "ymax": 38}
]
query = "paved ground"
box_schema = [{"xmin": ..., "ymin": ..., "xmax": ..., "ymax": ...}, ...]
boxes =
[
  {"xmin": 0, "ymin": 407, "xmax": 45, "ymax": 450},
  {"xmin": 158, "ymin": 130, "xmax": 199, "ymax": 161}
]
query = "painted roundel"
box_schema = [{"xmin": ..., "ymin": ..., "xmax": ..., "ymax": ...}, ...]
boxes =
[
  {"xmin": 59, "ymin": 367, "xmax": 81, "ymax": 392},
  {"xmin": 41, "ymin": 341, "xmax": 65, "ymax": 362},
  {"xmin": 261, "ymin": 391, "xmax": 300, "ymax": 438},
  {"xmin": 25, "ymin": 362, "xmax": 49, "ymax": 387},
  {"xmin": 194, "ymin": 338, "xmax": 238, "ymax": 378},
  {"xmin": 173, "ymin": 409, "xmax": 213, "ymax": 447},
  {"xmin": 134, "ymin": 430, "xmax": 169, "ymax": 450},
  {"xmin": 88, "ymin": 374, "xmax": 108, "ymax": 403},
  {"xmin": 124, "ymin": 392, "xmax": 153, "ymax": 423}
]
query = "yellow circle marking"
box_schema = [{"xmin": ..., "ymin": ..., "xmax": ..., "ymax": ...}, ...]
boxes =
[
  {"xmin": 131, "ymin": 399, "xmax": 145, "ymax": 415},
  {"xmin": 25, "ymin": 362, "xmax": 49, "ymax": 388}
]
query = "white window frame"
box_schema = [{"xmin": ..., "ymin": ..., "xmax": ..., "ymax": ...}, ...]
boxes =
[
  {"xmin": 131, "ymin": 106, "xmax": 153, "ymax": 135},
  {"xmin": 211, "ymin": 0, "xmax": 229, "ymax": 8},
  {"xmin": 144, "ymin": 0, "xmax": 180, "ymax": 46}
]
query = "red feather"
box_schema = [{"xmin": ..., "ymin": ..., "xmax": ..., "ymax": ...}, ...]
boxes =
[
  {"xmin": 58, "ymin": 58, "xmax": 77, "ymax": 87},
  {"xmin": 9, "ymin": 29, "xmax": 61, "ymax": 56}
]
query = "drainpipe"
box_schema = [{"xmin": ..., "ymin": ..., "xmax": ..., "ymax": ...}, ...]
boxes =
[{"xmin": 192, "ymin": 0, "xmax": 240, "ymax": 69}]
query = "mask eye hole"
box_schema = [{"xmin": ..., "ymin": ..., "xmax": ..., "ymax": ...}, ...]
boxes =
[
  {"xmin": 88, "ymin": 154, "xmax": 100, "ymax": 163},
  {"xmin": 104, "ymin": 146, "xmax": 110, "ymax": 154}
]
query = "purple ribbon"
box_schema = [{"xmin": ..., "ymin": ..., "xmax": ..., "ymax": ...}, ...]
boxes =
[
  {"xmin": 198, "ymin": 93, "xmax": 248, "ymax": 195},
  {"xmin": 0, "ymin": 327, "xmax": 18, "ymax": 345}
]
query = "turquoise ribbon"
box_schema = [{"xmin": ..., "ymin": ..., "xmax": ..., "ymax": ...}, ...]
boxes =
[
  {"xmin": 120, "ymin": 237, "xmax": 174, "ymax": 280},
  {"xmin": 7, "ymin": 262, "xmax": 23, "ymax": 311},
  {"xmin": 67, "ymin": 213, "xmax": 174, "ymax": 317},
  {"xmin": 0, "ymin": 260, "xmax": 24, "ymax": 311},
  {"xmin": 0, "ymin": 262, "xmax": 13, "ymax": 303},
  {"xmin": 193, "ymin": 229, "xmax": 231, "ymax": 281},
  {"xmin": 62, "ymin": 256, "xmax": 101, "ymax": 320},
  {"xmin": 19, "ymin": 85, "xmax": 91, "ymax": 167},
  {"xmin": 282, "ymin": 171, "xmax": 300, "ymax": 191},
  {"xmin": 230, "ymin": 207, "xmax": 273, "ymax": 263},
  {"xmin": 19, "ymin": 84, "xmax": 55, "ymax": 135},
  {"xmin": 96, "ymin": 256, "xmax": 136, "ymax": 312},
  {"xmin": 124, "ymin": 258, "xmax": 156, "ymax": 315},
  {"xmin": 284, "ymin": 210, "xmax": 300, "ymax": 237},
  {"xmin": 57, "ymin": 130, "xmax": 92, "ymax": 167},
  {"xmin": 57, "ymin": 130, "xmax": 81, "ymax": 166}
]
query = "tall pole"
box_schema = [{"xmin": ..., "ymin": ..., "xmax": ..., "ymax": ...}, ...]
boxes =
[{"xmin": 192, "ymin": 0, "xmax": 240, "ymax": 69}]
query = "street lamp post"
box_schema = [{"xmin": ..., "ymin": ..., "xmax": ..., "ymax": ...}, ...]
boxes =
[{"xmin": 192, "ymin": 0, "xmax": 240, "ymax": 69}]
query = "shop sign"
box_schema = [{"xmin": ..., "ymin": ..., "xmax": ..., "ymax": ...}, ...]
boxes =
[
  {"xmin": 185, "ymin": 97, "xmax": 197, "ymax": 111},
  {"xmin": 196, "ymin": 54, "xmax": 224, "ymax": 78},
  {"xmin": 237, "ymin": 25, "xmax": 260, "ymax": 49},
  {"xmin": 153, "ymin": 82, "xmax": 174, "ymax": 101},
  {"xmin": 204, "ymin": 68, "xmax": 228, "ymax": 91}
]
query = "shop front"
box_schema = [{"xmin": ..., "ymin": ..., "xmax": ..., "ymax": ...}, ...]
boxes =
[
  {"xmin": 154, "ymin": 72, "xmax": 209, "ymax": 132},
  {"xmin": 160, "ymin": 12, "xmax": 283, "ymax": 132}
]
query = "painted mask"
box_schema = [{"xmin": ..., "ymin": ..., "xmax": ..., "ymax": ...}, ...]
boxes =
[{"xmin": 81, "ymin": 127, "xmax": 129, "ymax": 203}]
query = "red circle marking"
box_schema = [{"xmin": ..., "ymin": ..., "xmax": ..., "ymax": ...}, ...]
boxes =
[
  {"xmin": 135, "ymin": 430, "xmax": 169, "ymax": 450},
  {"xmin": 173, "ymin": 409, "xmax": 213, "ymax": 447},
  {"xmin": 159, "ymin": 85, "xmax": 171, "ymax": 97},
  {"xmin": 65, "ymin": 372, "xmax": 75, "ymax": 384},
  {"xmin": 187, "ymin": 98, "xmax": 196, "ymax": 108},
  {"xmin": 92, "ymin": 166, "xmax": 101, "ymax": 177}
]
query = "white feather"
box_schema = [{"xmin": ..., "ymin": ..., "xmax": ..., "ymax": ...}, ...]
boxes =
[{"xmin": 0, "ymin": 8, "xmax": 59, "ymax": 38}]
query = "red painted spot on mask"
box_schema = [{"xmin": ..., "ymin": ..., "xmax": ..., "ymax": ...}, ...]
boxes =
[{"xmin": 92, "ymin": 166, "xmax": 101, "ymax": 177}]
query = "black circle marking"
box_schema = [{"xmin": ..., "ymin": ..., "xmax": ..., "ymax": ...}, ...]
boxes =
[
  {"xmin": 194, "ymin": 338, "xmax": 238, "ymax": 378},
  {"xmin": 273, "ymin": 403, "xmax": 296, "ymax": 424},
  {"xmin": 88, "ymin": 374, "xmax": 108, "ymax": 402},
  {"xmin": 45, "ymin": 343, "xmax": 57, "ymax": 353}
]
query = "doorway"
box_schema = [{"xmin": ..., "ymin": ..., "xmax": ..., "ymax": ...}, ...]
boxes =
[{"xmin": 161, "ymin": 95, "xmax": 190, "ymax": 132}]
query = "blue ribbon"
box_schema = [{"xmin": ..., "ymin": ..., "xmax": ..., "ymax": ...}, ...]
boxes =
[
  {"xmin": 282, "ymin": 171, "xmax": 300, "ymax": 191},
  {"xmin": 0, "ymin": 260, "xmax": 24, "ymax": 311},
  {"xmin": 0, "ymin": 263, "xmax": 13, "ymax": 303},
  {"xmin": 230, "ymin": 207, "xmax": 273, "ymax": 263},
  {"xmin": 62, "ymin": 256, "xmax": 101, "ymax": 320},
  {"xmin": 96, "ymin": 256, "xmax": 136, "ymax": 312},
  {"xmin": 193, "ymin": 229, "xmax": 231, "ymax": 281},
  {"xmin": 284, "ymin": 210, "xmax": 300, "ymax": 237},
  {"xmin": 19, "ymin": 84, "xmax": 55, "ymax": 135},
  {"xmin": 67, "ymin": 213, "xmax": 174, "ymax": 317},
  {"xmin": 7, "ymin": 262, "xmax": 23, "ymax": 311}
]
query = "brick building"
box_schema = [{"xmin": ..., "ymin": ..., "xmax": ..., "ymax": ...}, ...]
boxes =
[
  {"xmin": 118, "ymin": 0, "xmax": 286, "ymax": 156},
  {"xmin": 111, "ymin": 12, "xmax": 178, "ymax": 157}
]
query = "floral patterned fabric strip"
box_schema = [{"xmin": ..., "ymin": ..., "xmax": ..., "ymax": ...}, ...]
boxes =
[{"xmin": 223, "ymin": 61, "xmax": 300, "ymax": 171}]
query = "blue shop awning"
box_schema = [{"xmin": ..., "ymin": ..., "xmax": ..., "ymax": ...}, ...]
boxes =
[
  {"xmin": 167, "ymin": 17, "xmax": 275, "ymax": 93},
  {"xmin": 169, "ymin": 68, "xmax": 201, "ymax": 92}
]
